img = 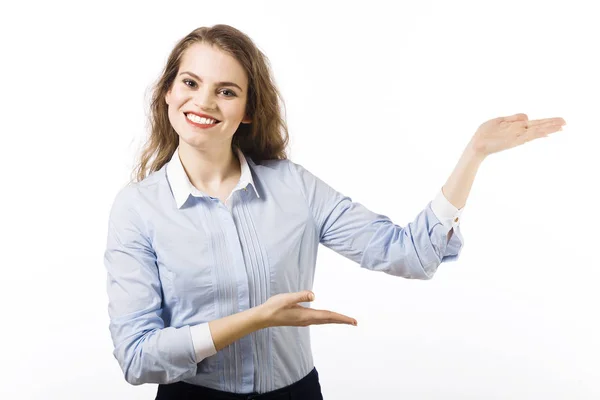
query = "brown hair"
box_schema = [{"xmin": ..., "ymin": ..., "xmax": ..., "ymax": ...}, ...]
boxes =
[{"xmin": 131, "ymin": 24, "xmax": 289, "ymax": 183}]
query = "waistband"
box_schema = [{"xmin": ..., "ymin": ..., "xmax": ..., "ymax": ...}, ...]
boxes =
[{"xmin": 156, "ymin": 367, "xmax": 322, "ymax": 400}]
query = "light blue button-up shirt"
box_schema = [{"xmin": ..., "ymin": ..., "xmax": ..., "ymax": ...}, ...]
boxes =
[{"xmin": 104, "ymin": 146, "xmax": 464, "ymax": 393}]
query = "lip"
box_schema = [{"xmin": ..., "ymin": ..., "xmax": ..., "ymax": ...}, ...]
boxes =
[{"xmin": 184, "ymin": 112, "xmax": 221, "ymax": 129}]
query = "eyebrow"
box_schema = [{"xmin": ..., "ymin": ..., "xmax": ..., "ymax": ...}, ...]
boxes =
[{"xmin": 178, "ymin": 71, "xmax": 243, "ymax": 92}]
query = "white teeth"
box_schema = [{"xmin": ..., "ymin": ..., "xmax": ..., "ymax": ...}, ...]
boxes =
[{"xmin": 186, "ymin": 113, "xmax": 217, "ymax": 124}]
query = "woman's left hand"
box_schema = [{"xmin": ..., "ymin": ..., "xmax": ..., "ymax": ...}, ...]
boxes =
[{"xmin": 469, "ymin": 113, "xmax": 566, "ymax": 158}]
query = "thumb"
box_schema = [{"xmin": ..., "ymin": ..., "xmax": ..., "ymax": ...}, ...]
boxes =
[
  {"xmin": 293, "ymin": 290, "xmax": 315, "ymax": 304},
  {"xmin": 503, "ymin": 113, "xmax": 528, "ymax": 122}
]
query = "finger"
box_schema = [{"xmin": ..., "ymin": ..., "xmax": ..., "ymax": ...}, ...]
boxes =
[
  {"xmin": 503, "ymin": 113, "xmax": 528, "ymax": 122},
  {"xmin": 532, "ymin": 122, "xmax": 563, "ymax": 132},
  {"xmin": 530, "ymin": 125, "xmax": 563, "ymax": 139},
  {"xmin": 517, "ymin": 124, "xmax": 561, "ymax": 144},
  {"xmin": 521, "ymin": 122, "xmax": 563, "ymax": 136},
  {"xmin": 290, "ymin": 290, "xmax": 314, "ymax": 304},
  {"xmin": 527, "ymin": 118, "xmax": 566, "ymax": 127},
  {"xmin": 307, "ymin": 309, "xmax": 357, "ymax": 326}
]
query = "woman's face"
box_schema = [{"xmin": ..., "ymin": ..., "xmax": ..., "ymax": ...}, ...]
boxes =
[{"xmin": 165, "ymin": 42, "xmax": 251, "ymax": 151}]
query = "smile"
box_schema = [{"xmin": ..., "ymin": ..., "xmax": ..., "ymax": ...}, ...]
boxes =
[{"xmin": 185, "ymin": 113, "xmax": 221, "ymax": 128}]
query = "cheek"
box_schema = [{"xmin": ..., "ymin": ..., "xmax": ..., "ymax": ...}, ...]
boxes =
[
  {"xmin": 167, "ymin": 101, "xmax": 179, "ymax": 118},
  {"xmin": 166, "ymin": 93, "xmax": 186, "ymax": 124},
  {"xmin": 222, "ymin": 101, "xmax": 247, "ymax": 121},
  {"xmin": 167, "ymin": 87, "xmax": 187, "ymax": 108}
]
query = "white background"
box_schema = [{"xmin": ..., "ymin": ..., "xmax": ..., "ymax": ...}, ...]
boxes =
[{"xmin": 1, "ymin": 0, "xmax": 599, "ymax": 398}]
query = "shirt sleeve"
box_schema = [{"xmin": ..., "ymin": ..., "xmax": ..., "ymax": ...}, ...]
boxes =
[
  {"xmin": 104, "ymin": 185, "xmax": 199, "ymax": 385},
  {"xmin": 430, "ymin": 187, "xmax": 463, "ymax": 232},
  {"xmin": 289, "ymin": 162, "xmax": 464, "ymax": 279},
  {"xmin": 190, "ymin": 323, "xmax": 217, "ymax": 363}
]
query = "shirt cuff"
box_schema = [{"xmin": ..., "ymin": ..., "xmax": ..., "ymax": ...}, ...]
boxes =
[
  {"xmin": 431, "ymin": 188, "xmax": 463, "ymax": 231},
  {"xmin": 190, "ymin": 323, "xmax": 217, "ymax": 363}
]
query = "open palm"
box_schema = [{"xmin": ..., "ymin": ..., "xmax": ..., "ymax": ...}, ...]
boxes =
[{"xmin": 470, "ymin": 113, "xmax": 566, "ymax": 157}]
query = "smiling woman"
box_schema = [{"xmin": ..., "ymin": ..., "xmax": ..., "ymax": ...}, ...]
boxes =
[
  {"xmin": 103, "ymin": 23, "xmax": 565, "ymax": 400},
  {"xmin": 131, "ymin": 26, "xmax": 290, "ymax": 187},
  {"xmin": 165, "ymin": 44, "xmax": 250, "ymax": 148}
]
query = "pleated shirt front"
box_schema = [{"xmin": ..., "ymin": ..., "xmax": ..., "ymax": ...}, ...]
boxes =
[{"xmin": 104, "ymin": 147, "xmax": 464, "ymax": 393}]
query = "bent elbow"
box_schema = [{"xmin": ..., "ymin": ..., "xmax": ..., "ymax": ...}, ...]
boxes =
[
  {"xmin": 120, "ymin": 354, "xmax": 172, "ymax": 386},
  {"xmin": 115, "ymin": 336, "xmax": 197, "ymax": 386},
  {"xmin": 123, "ymin": 364, "xmax": 172, "ymax": 386},
  {"xmin": 124, "ymin": 370, "xmax": 146, "ymax": 386},
  {"xmin": 121, "ymin": 360, "xmax": 169, "ymax": 385},
  {"xmin": 416, "ymin": 259, "xmax": 441, "ymax": 280},
  {"xmin": 120, "ymin": 353, "xmax": 151, "ymax": 385}
]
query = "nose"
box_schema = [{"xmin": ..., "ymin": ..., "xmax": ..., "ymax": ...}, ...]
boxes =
[{"xmin": 193, "ymin": 87, "xmax": 217, "ymax": 111}]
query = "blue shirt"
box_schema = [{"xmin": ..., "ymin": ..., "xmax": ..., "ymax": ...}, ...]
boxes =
[{"xmin": 104, "ymin": 146, "xmax": 464, "ymax": 393}]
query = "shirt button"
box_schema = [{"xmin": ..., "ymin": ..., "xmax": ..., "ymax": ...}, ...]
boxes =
[{"xmin": 454, "ymin": 217, "xmax": 459, "ymax": 223}]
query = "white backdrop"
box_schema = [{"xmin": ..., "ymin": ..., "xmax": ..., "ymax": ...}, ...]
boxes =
[{"xmin": 1, "ymin": 0, "xmax": 599, "ymax": 398}]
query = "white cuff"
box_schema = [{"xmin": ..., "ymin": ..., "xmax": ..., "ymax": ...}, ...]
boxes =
[
  {"xmin": 190, "ymin": 323, "xmax": 217, "ymax": 363},
  {"xmin": 431, "ymin": 188, "xmax": 463, "ymax": 231}
]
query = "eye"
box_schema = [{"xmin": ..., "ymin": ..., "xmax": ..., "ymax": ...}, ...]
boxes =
[
  {"xmin": 183, "ymin": 78, "xmax": 196, "ymax": 88},
  {"xmin": 220, "ymin": 89, "xmax": 237, "ymax": 97}
]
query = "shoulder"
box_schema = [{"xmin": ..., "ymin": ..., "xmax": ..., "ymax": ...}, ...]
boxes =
[
  {"xmin": 109, "ymin": 168, "xmax": 165, "ymax": 219},
  {"xmin": 252, "ymin": 158, "xmax": 313, "ymax": 182},
  {"xmin": 249, "ymin": 158, "xmax": 327, "ymax": 205}
]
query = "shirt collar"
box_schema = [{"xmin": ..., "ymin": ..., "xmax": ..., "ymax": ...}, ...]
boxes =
[{"xmin": 166, "ymin": 146, "xmax": 259, "ymax": 209}]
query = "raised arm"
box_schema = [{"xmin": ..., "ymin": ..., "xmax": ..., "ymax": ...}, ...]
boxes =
[{"xmin": 441, "ymin": 113, "xmax": 566, "ymax": 210}]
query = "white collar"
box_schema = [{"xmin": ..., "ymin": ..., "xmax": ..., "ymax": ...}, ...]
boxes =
[{"xmin": 166, "ymin": 146, "xmax": 259, "ymax": 208}]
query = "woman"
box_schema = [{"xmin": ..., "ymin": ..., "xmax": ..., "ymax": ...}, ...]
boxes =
[{"xmin": 103, "ymin": 24, "xmax": 566, "ymax": 399}]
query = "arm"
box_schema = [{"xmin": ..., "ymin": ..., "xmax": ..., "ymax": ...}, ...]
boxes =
[
  {"xmin": 105, "ymin": 186, "xmax": 355, "ymax": 385},
  {"xmin": 441, "ymin": 141, "xmax": 485, "ymax": 212},
  {"xmin": 439, "ymin": 142, "xmax": 484, "ymax": 242},
  {"xmin": 289, "ymin": 161, "xmax": 464, "ymax": 280},
  {"xmin": 441, "ymin": 113, "xmax": 566, "ymax": 212},
  {"xmin": 207, "ymin": 308, "xmax": 265, "ymax": 352},
  {"xmin": 104, "ymin": 186, "xmax": 200, "ymax": 385},
  {"xmin": 105, "ymin": 186, "xmax": 266, "ymax": 384},
  {"xmin": 208, "ymin": 290, "xmax": 357, "ymax": 351}
]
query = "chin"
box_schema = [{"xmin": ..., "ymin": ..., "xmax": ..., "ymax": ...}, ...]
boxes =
[
  {"xmin": 179, "ymin": 134, "xmax": 233, "ymax": 152},
  {"xmin": 179, "ymin": 135, "xmax": 210, "ymax": 148}
]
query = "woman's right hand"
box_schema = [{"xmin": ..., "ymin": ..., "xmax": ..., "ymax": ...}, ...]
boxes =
[{"xmin": 257, "ymin": 291, "xmax": 357, "ymax": 328}]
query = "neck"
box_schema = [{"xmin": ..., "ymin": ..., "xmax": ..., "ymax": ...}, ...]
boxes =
[{"xmin": 177, "ymin": 141, "xmax": 241, "ymax": 190}]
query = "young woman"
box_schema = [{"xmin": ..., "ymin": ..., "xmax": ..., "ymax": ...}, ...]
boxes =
[{"xmin": 103, "ymin": 24, "xmax": 566, "ymax": 399}]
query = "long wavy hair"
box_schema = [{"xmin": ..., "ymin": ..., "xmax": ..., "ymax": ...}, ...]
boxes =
[{"xmin": 131, "ymin": 25, "xmax": 289, "ymax": 183}]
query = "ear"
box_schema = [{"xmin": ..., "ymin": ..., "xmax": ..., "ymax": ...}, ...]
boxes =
[
  {"xmin": 165, "ymin": 89, "xmax": 171, "ymax": 105},
  {"xmin": 241, "ymin": 114, "xmax": 252, "ymax": 124}
]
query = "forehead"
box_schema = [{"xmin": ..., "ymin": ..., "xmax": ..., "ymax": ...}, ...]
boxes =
[{"xmin": 179, "ymin": 42, "xmax": 247, "ymax": 87}]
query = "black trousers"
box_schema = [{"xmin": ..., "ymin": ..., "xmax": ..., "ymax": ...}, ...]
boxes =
[{"xmin": 155, "ymin": 367, "xmax": 323, "ymax": 400}]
